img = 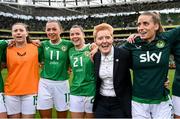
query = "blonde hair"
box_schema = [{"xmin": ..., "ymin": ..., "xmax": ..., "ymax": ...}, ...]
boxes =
[
  {"xmin": 93, "ymin": 23, "xmax": 113, "ymax": 40},
  {"xmin": 140, "ymin": 12, "xmax": 164, "ymax": 33}
]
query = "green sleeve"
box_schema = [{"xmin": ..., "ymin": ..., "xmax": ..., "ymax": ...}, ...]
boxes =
[
  {"xmin": 68, "ymin": 40, "xmax": 74, "ymax": 48},
  {"xmin": 162, "ymin": 27, "xmax": 180, "ymax": 44},
  {"xmin": 65, "ymin": 38, "xmax": 73, "ymax": 47},
  {"xmin": 38, "ymin": 43, "xmax": 44, "ymax": 63},
  {"xmin": 0, "ymin": 40, "xmax": 8, "ymax": 63},
  {"xmin": 1, "ymin": 48, "xmax": 6, "ymax": 64},
  {"xmin": 0, "ymin": 40, "xmax": 8, "ymax": 49}
]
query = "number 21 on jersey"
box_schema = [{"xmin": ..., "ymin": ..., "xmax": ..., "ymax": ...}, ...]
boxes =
[{"xmin": 73, "ymin": 56, "xmax": 83, "ymax": 67}]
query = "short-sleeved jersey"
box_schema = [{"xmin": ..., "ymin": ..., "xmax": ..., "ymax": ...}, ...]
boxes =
[
  {"xmin": 172, "ymin": 39, "xmax": 180, "ymax": 97},
  {"xmin": 39, "ymin": 39, "xmax": 73, "ymax": 81},
  {"xmin": 124, "ymin": 27, "xmax": 180, "ymax": 104},
  {"xmin": 5, "ymin": 44, "xmax": 39, "ymax": 95},
  {"xmin": 0, "ymin": 40, "xmax": 7, "ymax": 92},
  {"xmin": 69, "ymin": 45, "xmax": 95, "ymax": 96}
]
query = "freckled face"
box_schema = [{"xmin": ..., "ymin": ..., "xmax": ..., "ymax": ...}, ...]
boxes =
[{"xmin": 95, "ymin": 29, "xmax": 113, "ymax": 55}]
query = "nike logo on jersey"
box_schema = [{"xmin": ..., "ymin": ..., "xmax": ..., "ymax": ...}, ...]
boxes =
[{"xmin": 140, "ymin": 51, "xmax": 162, "ymax": 63}]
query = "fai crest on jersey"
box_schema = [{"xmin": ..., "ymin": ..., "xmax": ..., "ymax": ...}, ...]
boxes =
[
  {"xmin": 61, "ymin": 46, "xmax": 67, "ymax": 51},
  {"xmin": 156, "ymin": 40, "xmax": 165, "ymax": 48},
  {"xmin": 84, "ymin": 51, "xmax": 90, "ymax": 57}
]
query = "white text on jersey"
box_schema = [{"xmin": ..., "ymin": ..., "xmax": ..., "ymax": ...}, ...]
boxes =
[{"xmin": 140, "ymin": 51, "xmax": 162, "ymax": 63}]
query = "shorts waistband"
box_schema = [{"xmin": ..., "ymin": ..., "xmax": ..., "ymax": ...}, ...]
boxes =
[{"xmin": 40, "ymin": 78, "xmax": 68, "ymax": 84}]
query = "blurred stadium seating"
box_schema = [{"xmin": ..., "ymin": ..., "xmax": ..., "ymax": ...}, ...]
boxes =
[
  {"xmin": 0, "ymin": 0, "xmax": 179, "ymax": 68},
  {"xmin": 0, "ymin": 0, "xmax": 179, "ymax": 30},
  {"xmin": 0, "ymin": 0, "xmax": 179, "ymax": 40}
]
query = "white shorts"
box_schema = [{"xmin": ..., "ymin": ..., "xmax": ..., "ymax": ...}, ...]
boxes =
[
  {"xmin": 132, "ymin": 98, "xmax": 173, "ymax": 119},
  {"xmin": 5, "ymin": 94, "xmax": 37, "ymax": 115},
  {"xmin": 172, "ymin": 95, "xmax": 180, "ymax": 116},
  {"xmin": 70, "ymin": 95, "xmax": 94, "ymax": 113},
  {"xmin": 0, "ymin": 93, "xmax": 6, "ymax": 113},
  {"xmin": 37, "ymin": 78, "xmax": 70, "ymax": 111}
]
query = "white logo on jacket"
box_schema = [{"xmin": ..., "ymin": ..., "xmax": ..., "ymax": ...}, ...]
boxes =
[{"xmin": 140, "ymin": 51, "xmax": 162, "ymax": 63}]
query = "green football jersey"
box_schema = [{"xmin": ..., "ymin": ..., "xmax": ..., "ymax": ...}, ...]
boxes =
[
  {"xmin": 69, "ymin": 45, "xmax": 95, "ymax": 96},
  {"xmin": 172, "ymin": 40, "xmax": 180, "ymax": 97},
  {"xmin": 0, "ymin": 40, "xmax": 7, "ymax": 92},
  {"xmin": 124, "ymin": 27, "xmax": 180, "ymax": 103},
  {"xmin": 39, "ymin": 39, "xmax": 73, "ymax": 81}
]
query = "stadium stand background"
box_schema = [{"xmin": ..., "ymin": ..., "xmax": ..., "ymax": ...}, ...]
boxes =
[
  {"xmin": 0, "ymin": 0, "xmax": 180, "ymax": 41},
  {"xmin": 0, "ymin": 0, "xmax": 179, "ymax": 69}
]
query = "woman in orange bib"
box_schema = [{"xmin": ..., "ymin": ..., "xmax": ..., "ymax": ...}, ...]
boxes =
[{"xmin": 3, "ymin": 23, "xmax": 39, "ymax": 118}]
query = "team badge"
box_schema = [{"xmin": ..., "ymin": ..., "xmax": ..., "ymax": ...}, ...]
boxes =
[
  {"xmin": 156, "ymin": 40, "xmax": 165, "ymax": 48},
  {"xmin": 61, "ymin": 46, "xmax": 67, "ymax": 51},
  {"xmin": 84, "ymin": 51, "xmax": 90, "ymax": 57}
]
